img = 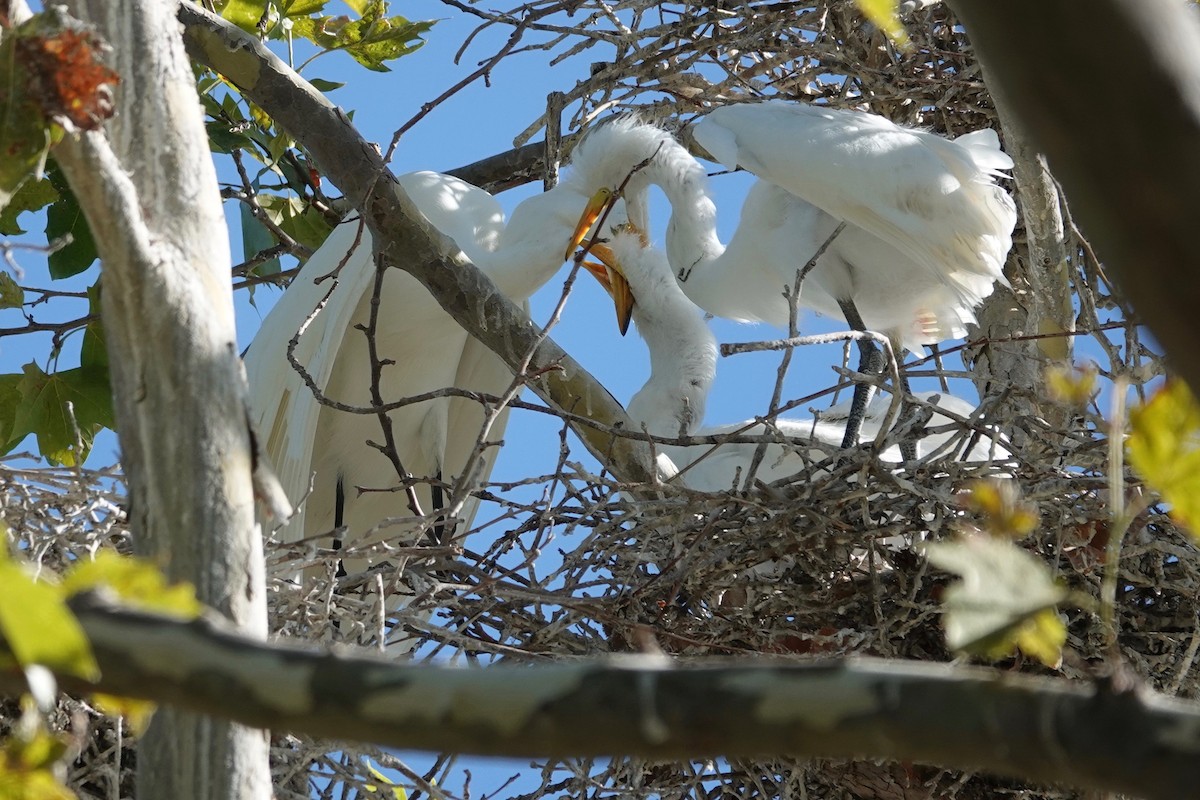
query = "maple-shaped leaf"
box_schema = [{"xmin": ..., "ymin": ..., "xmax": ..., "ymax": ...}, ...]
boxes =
[
  {"xmin": 925, "ymin": 534, "xmax": 1067, "ymax": 668},
  {"xmin": 291, "ymin": 0, "xmax": 434, "ymax": 72}
]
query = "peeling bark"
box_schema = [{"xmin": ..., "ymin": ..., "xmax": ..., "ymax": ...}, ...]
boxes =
[{"xmin": 51, "ymin": 1, "xmax": 270, "ymax": 797}]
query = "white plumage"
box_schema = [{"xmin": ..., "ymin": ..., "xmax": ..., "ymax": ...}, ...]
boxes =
[
  {"xmin": 600, "ymin": 230, "xmax": 1009, "ymax": 494},
  {"xmin": 566, "ymin": 107, "xmax": 1016, "ymax": 450},
  {"xmin": 246, "ymin": 150, "xmax": 635, "ymax": 618}
]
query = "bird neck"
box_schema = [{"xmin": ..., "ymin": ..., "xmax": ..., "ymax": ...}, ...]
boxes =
[
  {"xmin": 648, "ymin": 159, "xmax": 730, "ymax": 317},
  {"xmin": 625, "ymin": 270, "xmax": 716, "ymax": 440}
]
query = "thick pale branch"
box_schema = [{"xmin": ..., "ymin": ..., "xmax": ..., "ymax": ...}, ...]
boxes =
[
  {"xmin": 950, "ymin": 0, "xmax": 1200, "ymax": 395},
  {"xmin": 176, "ymin": 2, "xmax": 654, "ymax": 483},
  {"xmin": 50, "ymin": 2, "xmax": 271, "ymax": 797},
  {"xmin": 2, "ymin": 596, "xmax": 1193, "ymax": 800}
]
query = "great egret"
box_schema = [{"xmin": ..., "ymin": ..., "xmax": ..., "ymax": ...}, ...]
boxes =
[
  {"xmin": 567, "ymin": 109, "xmax": 1017, "ymax": 453},
  {"xmin": 586, "ymin": 229, "xmax": 1009, "ymax": 494},
  {"xmin": 246, "ymin": 150, "xmax": 632, "ymax": 645}
]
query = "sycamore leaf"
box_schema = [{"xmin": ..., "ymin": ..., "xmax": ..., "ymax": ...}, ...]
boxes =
[
  {"xmin": 0, "ymin": 33, "xmax": 52, "ymax": 214},
  {"xmin": 255, "ymin": 194, "xmax": 335, "ymax": 252},
  {"xmin": 218, "ymin": 0, "xmax": 269, "ymax": 31},
  {"xmin": 280, "ymin": 0, "xmax": 329, "ymax": 17},
  {"xmin": 79, "ymin": 284, "xmax": 108, "ymax": 373},
  {"xmin": 964, "ymin": 479, "xmax": 1038, "ymax": 539},
  {"xmin": 1128, "ymin": 380, "xmax": 1200, "ymax": 539},
  {"xmin": 0, "ymin": 724, "xmax": 75, "ymax": 800},
  {"xmin": 92, "ymin": 694, "xmax": 156, "ymax": 737},
  {"xmin": 10, "ymin": 362, "xmax": 114, "ymax": 466},
  {"xmin": 0, "ymin": 374, "xmax": 25, "ymax": 452},
  {"xmin": 1045, "ymin": 361, "xmax": 1099, "ymax": 407},
  {"xmin": 63, "ymin": 552, "xmax": 202, "ymax": 620},
  {"xmin": 0, "ymin": 176, "xmax": 58, "ymax": 236},
  {"xmin": 925, "ymin": 534, "xmax": 1067, "ymax": 668},
  {"xmin": 0, "ymin": 273, "xmax": 25, "ymax": 310},
  {"xmin": 854, "ymin": 0, "xmax": 910, "ymax": 48},
  {"xmin": 291, "ymin": 1, "xmax": 433, "ymax": 72},
  {"xmin": 44, "ymin": 167, "xmax": 97, "ymax": 279},
  {"xmin": 0, "ymin": 550, "xmax": 99, "ymax": 680}
]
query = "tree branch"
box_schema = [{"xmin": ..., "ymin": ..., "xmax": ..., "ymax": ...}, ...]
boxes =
[
  {"xmin": 949, "ymin": 0, "xmax": 1200, "ymax": 397},
  {"xmin": 5, "ymin": 594, "xmax": 1195, "ymax": 800},
  {"xmin": 176, "ymin": 1, "xmax": 655, "ymax": 484}
]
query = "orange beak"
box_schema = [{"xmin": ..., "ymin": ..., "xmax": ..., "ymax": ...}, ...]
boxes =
[
  {"xmin": 581, "ymin": 243, "xmax": 635, "ymax": 336},
  {"xmin": 566, "ymin": 187, "xmax": 616, "ymax": 262}
]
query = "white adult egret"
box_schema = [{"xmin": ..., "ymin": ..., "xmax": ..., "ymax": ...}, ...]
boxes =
[
  {"xmin": 585, "ymin": 230, "xmax": 1009, "ymax": 494},
  {"xmin": 245, "ymin": 148, "xmax": 633, "ymax": 641},
  {"xmin": 567, "ymin": 108, "xmax": 1017, "ymax": 453}
]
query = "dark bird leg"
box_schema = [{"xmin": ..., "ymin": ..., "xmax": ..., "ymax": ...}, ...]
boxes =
[
  {"xmin": 838, "ymin": 299, "xmax": 884, "ymax": 450},
  {"xmin": 428, "ymin": 471, "xmax": 447, "ymax": 546},
  {"xmin": 333, "ymin": 475, "xmax": 347, "ymax": 579},
  {"xmin": 838, "ymin": 298, "xmax": 916, "ymax": 460}
]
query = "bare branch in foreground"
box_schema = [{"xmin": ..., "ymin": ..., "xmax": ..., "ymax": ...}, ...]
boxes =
[{"xmin": 1, "ymin": 594, "xmax": 1191, "ymax": 800}]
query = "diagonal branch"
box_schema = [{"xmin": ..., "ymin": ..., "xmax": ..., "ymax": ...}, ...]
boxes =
[{"xmin": 177, "ymin": 1, "xmax": 654, "ymax": 484}]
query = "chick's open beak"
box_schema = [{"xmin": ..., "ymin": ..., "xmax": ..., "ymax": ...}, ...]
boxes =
[
  {"xmin": 582, "ymin": 243, "xmax": 635, "ymax": 336},
  {"xmin": 566, "ymin": 187, "xmax": 615, "ymax": 262}
]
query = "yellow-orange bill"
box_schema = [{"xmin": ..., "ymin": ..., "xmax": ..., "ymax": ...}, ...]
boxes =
[
  {"xmin": 565, "ymin": 187, "xmax": 615, "ymax": 262},
  {"xmin": 584, "ymin": 243, "xmax": 635, "ymax": 336}
]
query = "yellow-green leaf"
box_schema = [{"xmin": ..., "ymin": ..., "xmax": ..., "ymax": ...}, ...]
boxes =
[
  {"xmin": 63, "ymin": 552, "xmax": 202, "ymax": 620},
  {"xmin": 0, "ymin": 552, "xmax": 99, "ymax": 680},
  {"xmin": 0, "ymin": 725, "xmax": 75, "ymax": 800},
  {"xmin": 92, "ymin": 693, "xmax": 156, "ymax": 736},
  {"xmin": 1044, "ymin": 361, "xmax": 1098, "ymax": 407},
  {"xmin": 925, "ymin": 534, "xmax": 1066, "ymax": 668},
  {"xmin": 854, "ymin": 0, "xmax": 909, "ymax": 48},
  {"xmin": 1128, "ymin": 380, "xmax": 1200, "ymax": 538},
  {"xmin": 364, "ymin": 760, "xmax": 408, "ymax": 800},
  {"xmin": 964, "ymin": 478, "xmax": 1038, "ymax": 539}
]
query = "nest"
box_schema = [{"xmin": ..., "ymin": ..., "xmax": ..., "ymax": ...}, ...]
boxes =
[{"xmin": 2, "ymin": 1, "xmax": 1192, "ymax": 799}]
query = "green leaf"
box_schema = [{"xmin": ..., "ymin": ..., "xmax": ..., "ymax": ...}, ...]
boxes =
[
  {"xmin": 0, "ymin": 550, "xmax": 99, "ymax": 680},
  {"xmin": 0, "ymin": 177, "xmax": 58, "ymax": 236},
  {"xmin": 63, "ymin": 552, "xmax": 202, "ymax": 620},
  {"xmin": 79, "ymin": 284, "xmax": 108, "ymax": 373},
  {"xmin": 10, "ymin": 362, "xmax": 114, "ymax": 466},
  {"xmin": 291, "ymin": 2, "xmax": 434, "ymax": 72},
  {"xmin": 0, "ymin": 374, "xmax": 25, "ymax": 452},
  {"xmin": 256, "ymin": 194, "xmax": 335, "ymax": 252},
  {"xmin": 0, "ymin": 33, "xmax": 54, "ymax": 215},
  {"xmin": 925, "ymin": 534, "xmax": 1067, "ymax": 668},
  {"xmin": 0, "ymin": 723, "xmax": 77, "ymax": 800},
  {"xmin": 240, "ymin": 201, "xmax": 281, "ymax": 276},
  {"xmin": 219, "ymin": 0, "xmax": 269, "ymax": 31},
  {"xmin": 281, "ymin": 0, "xmax": 329, "ymax": 16},
  {"xmin": 854, "ymin": 0, "xmax": 910, "ymax": 47},
  {"xmin": 308, "ymin": 78, "xmax": 345, "ymax": 93},
  {"xmin": 1128, "ymin": 380, "xmax": 1200, "ymax": 539},
  {"xmin": 0, "ymin": 273, "xmax": 25, "ymax": 310},
  {"xmin": 44, "ymin": 167, "xmax": 97, "ymax": 279}
]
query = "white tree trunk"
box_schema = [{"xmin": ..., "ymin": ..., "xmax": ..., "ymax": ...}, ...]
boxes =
[{"xmin": 51, "ymin": 1, "xmax": 271, "ymax": 797}]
